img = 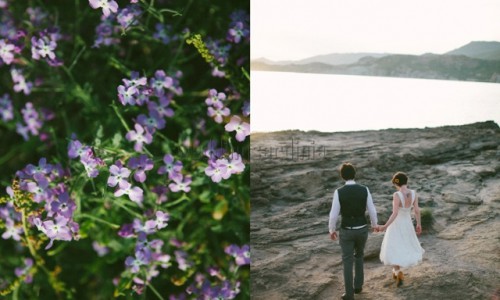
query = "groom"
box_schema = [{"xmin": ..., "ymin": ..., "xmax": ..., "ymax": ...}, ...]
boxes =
[{"xmin": 328, "ymin": 163, "xmax": 378, "ymax": 300}]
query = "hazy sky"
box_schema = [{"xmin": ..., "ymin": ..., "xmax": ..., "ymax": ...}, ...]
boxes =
[{"xmin": 251, "ymin": 0, "xmax": 500, "ymax": 61}]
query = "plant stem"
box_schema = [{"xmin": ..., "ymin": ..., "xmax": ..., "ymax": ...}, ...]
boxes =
[
  {"xmin": 76, "ymin": 213, "xmax": 120, "ymax": 229},
  {"xmin": 113, "ymin": 199, "xmax": 144, "ymax": 219},
  {"xmin": 165, "ymin": 194, "xmax": 190, "ymax": 208},
  {"xmin": 21, "ymin": 211, "xmax": 38, "ymax": 263},
  {"xmin": 147, "ymin": 282, "xmax": 165, "ymax": 300},
  {"xmin": 111, "ymin": 103, "xmax": 131, "ymax": 132}
]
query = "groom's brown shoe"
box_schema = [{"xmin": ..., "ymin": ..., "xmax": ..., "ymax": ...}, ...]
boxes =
[{"xmin": 396, "ymin": 271, "xmax": 404, "ymax": 287}]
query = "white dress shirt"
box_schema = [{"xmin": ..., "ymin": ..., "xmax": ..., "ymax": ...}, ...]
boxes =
[{"xmin": 328, "ymin": 180, "xmax": 378, "ymax": 233}]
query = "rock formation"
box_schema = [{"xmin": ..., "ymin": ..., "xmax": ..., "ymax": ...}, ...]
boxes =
[{"xmin": 251, "ymin": 121, "xmax": 500, "ymax": 299}]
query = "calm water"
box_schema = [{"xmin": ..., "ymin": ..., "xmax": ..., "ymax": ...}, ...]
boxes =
[{"xmin": 251, "ymin": 71, "xmax": 500, "ymax": 132}]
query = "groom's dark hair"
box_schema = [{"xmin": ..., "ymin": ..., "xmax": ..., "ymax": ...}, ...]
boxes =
[{"xmin": 340, "ymin": 163, "xmax": 356, "ymax": 180}]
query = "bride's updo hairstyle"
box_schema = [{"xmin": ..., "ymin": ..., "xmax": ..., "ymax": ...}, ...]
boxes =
[{"xmin": 392, "ymin": 172, "xmax": 408, "ymax": 187}]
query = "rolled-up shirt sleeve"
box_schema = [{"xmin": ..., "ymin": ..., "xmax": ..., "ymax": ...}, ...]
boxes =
[
  {"xmin": 366, "ymin": 187, "xmax": 378, "ymax": 227},
  {"xmin": 328, "ymin": 190, "xmax": 340, "ymax": 233}
]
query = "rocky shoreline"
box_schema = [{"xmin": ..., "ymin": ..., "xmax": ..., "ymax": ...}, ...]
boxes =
[{"xmin": 250, "ymin": 121, "xmax": 500, "ymax": 299}]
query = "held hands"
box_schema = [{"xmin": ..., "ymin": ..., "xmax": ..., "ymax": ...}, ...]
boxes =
[{"xmin": 373, "ymin": 225, "xmax": 386, "ymax": 233}]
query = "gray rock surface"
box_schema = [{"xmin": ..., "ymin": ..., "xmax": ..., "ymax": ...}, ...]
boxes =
[{"xmin": 251, "ymin": 121, "xmax": 500, "ymax": 300}]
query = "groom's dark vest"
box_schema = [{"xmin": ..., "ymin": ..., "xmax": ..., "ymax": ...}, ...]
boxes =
[{"xmin": 338, "ymin": 184, "xmax": 368, "ymax": 228}]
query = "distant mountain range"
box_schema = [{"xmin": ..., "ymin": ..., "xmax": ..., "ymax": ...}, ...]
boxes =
[{"xmin": 251, "ymin": 41, "xmax": 500, "ymax": 83}]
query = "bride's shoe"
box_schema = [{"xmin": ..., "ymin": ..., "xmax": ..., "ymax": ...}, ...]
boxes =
[
  {"xmin": 396, "ymin": 271, "xmax": 404, "ymax": 287},
  {"xmin": 392, "ymin": 268, "xmax": 398, "ymax": 280}
]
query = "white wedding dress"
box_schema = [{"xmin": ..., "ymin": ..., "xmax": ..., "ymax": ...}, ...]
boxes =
[{"xmin": 379, "ymin": 190, "xmax": 424, "ymax": 267}]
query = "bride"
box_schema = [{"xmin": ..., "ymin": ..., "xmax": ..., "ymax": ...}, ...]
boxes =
[{"xmin": 379, "ymin": 172, "xmax": 425, "ymax": 287}]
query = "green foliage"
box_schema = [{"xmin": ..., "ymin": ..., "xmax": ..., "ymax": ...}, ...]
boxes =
[
  {"xmin": 0, "ymin": 0, "xmax": 249, "ymax": 299},
  {"xmin": 420, "ymin": 207, "xmax": 434, "ymax": 232}
]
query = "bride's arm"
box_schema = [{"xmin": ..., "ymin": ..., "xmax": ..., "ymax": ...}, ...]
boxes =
[{"xmin": 381, "ymin": 193, "xmax": 400, "ymax": 231}]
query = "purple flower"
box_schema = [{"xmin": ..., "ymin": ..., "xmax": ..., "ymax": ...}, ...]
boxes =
[
  {"xmin": 14, "ymin": 102, "xmax": 44, "ymax": 140},
  {"xmin": 148, "ymin": 96, "xmax": 174, "ymax": 118},
  {"xmin": 134, "ymin": 219, "xmax": 156, "ymax": 235},
  {"xmin": 0, "ymin": 93, "xmax": 14, "ymax": 121},
  {"xmin": 89, "ymin": 0, "xmax": 119, "ymax": 17},
  {"xmin": 81, "ymin": 152, "xmax": 104, "ymax": 178},
  {"xmin": 225, "ymin": 244, "xmax": 250, "ymax": 266},
  {"xmin": 125, "ymin": 249, "xmax": 151, "ymax": 273},
  {"xmin": 203, "ymin": 140, "xmax": 225, "ymax": 160},
  {"xmin": 225, "ymin": 115, "xmax": 250, "ymax": 142},
  {"xmin": 137, "ymin": 110, "xmax": 166, "ymax": 132},
  {"xmin": 206, "ymin": 39, "xmax": 231, "ymax": 66},
  {"xmin": 24, "ymin": 181, "xmax": 50, "ymax": 203},
  {"xmin": 116, "ymin": 5, "xmax": 142, "ymax": 30},
  {"xmin": 117, "ymin": 85, "xmax": 138, "ymax": 105},
  {"xmin": 153, "ymin": 23, "xmax": 178, "ymax": 45},
  {"xmin": 127, "ymin": 154, "xmax": 154, "ymax": 183},
  {"xmin": 149, "ymin": 70, "xmax": 173, "ymax": 97},
  {"xmin": 123, "ymin": 71, "xmax": 147, "ymax": 88},
  {"xmin": 126, "ymin": 123, "xmax": 153, "ymax": 152},
  {"xmin": 15, "ymin": 123, "xmax": 29, "ymax": 141},
  {"xmin": 50, "ymin": 191, "xmax": 76, "ymax": 219},
  {"xmin": 114, "ymin": 181, "xmax": 144, "ymax": 205},
  {"xmin": 11, "ymin": 68, "xmax": 33, "ymax": 95},
  {"xmin": 153, "ymin": 211, "xmax": 169, "ymax": 229},
  {"xmin": 205, "ymin": 159, "xmax": 230, "ymax": 183},
  {"xmin": 92, "ymin": 241, "xmax": 110, "ymax": 257},
  {"xmin": 107, "ymin": 161, "xmax": 131, "ymax": 187},
  {"xmin": 43, "ymin": 216, "xmax": 72, "ymax": 240},
  {"xmin": 15, "ymin": 258, "xmax": 33, "ymax": 283},
  {"xmin": 152, "ymin": 185, "xmax": 168, "ymax": 204},
  {"xmin": 205, "ymin": 89, "xmax": 226, "ymax": 108},
  {"xmin": 175, "ymin": 250, "xmax": 193, "ymax": 271},
  {"xmin": 30, "ymin": 30, "xmax": 62, "ymax": 66},
  {"xmin": 2, "ymin": 218, "xmax": 23, "ymax": 241},
  {"xmin": 25, "ymin": 157, "xmax": 52, "ymax": 186},
  {"xmin": 68, "ymin": 139, "xmax": 90, "ymax": 159},
  {"xmin": 227, "ymin": 21, "xmax": 249, "ymax": 44},
  {"xmin": 157, "ymin": 154, "xmax": 183, "ymax": 181},
  {"xmin": 226, "ymin": 153, "xmax": 245, "ymax": 174},
  {"xmin": 168, "ymin": 175, "xmax": 192, "ymax": 193},
  {"xmin": 26, "ymin": 7, "xmax": 49, "ymax": 27},
  {"xmin": 118, "ymin": 223, "xmax": 135, "ymax": 238},
  {"xmin": 31, "ymin": 35, "xmax": 56, "ymax": 60},
  {"xmin": 242, "ymin": 101, "xmax": 250, "ymax": 117},
  {"xmin": 211, "ymin": 66, "xmax": 226, "ymax": 78},
  {"xmin": 0, "ymin": 39, "xmax": 15, "ymax": 64},
  {"xmin": 207, "ymin": 105, "xmax": 230, "ymax": 124},
  {"xmin": 191, "ymin": 278, "xmax": 240, "ymax": 299},
  {"xmin": 0, "ymin": 13, "xmax": 17, "ymax": 39},
  {"xmin": 42, "ymin": 216, "xmax": 73, "ymax": 249},
  {"xmin": 22, "ymin": 102, "xmax": 43, "ymax": 136},
  {"xmin": 229, "ymin": 10, "xmax": 249, "ymax": 38},
  {"xmin": 93, "ymin": 14, "xmax": 120, "ymax": 48},
  {"xmin": 156, "ymin": 253, "xmax": 171, "ymax": 269}
]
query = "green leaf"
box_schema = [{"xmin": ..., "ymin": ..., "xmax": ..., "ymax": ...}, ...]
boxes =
[
  {"xmin": 212, "ymin": 198, "xmax": 228, "ymax": 220},
  {"xmin": 199, "ymin": 190, "xmax": 211, "ymax": 203},
  {"xmin": 112, "ymin": 133, "xmax": 122, "ymax": 148}
]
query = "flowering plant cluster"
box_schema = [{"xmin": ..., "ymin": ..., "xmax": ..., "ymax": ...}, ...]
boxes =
[{"xmin": 0, "ymin": 1, "xmax": 249, "ymax": 299}]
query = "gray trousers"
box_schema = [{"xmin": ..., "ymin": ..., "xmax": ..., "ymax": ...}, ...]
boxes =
[{"xmin": 339, "ymin": 226, "xmax": 369, "ymax": 297}]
